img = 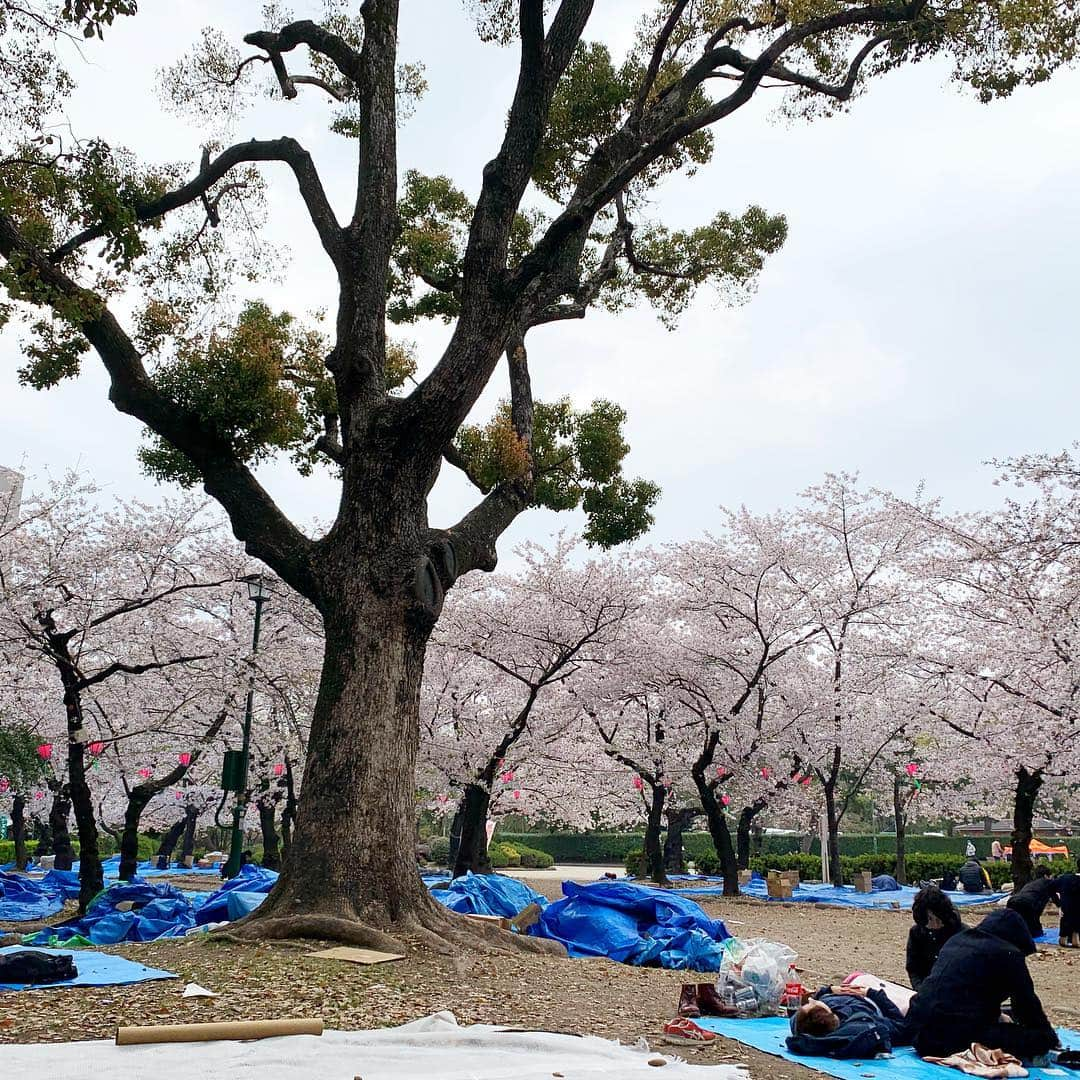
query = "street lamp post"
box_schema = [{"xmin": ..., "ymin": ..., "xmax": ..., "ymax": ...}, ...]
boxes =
[{"xmin": 223, "ymin": 574, "xmax": 268, "ymax": 879}]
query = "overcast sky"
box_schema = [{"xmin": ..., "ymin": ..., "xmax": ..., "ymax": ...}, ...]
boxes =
[{"xmin": 2, "ymin": 2, "xmax": 1077, "ymax": 561}]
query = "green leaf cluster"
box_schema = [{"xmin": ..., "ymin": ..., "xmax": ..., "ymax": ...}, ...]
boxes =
[{"xmin": 0, "ymin": 724, "xmax": 46, "ymax": 793}]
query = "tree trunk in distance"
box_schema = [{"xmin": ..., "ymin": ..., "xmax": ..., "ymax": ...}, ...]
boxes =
[
  {"xmin": 49, "ymin": 787, "xmax": 74, "ymax": 871},
  {"xmin": 893, "ymin": 775, "xmax": 907, "ymax": 885},
  {"xmin": 118, "ymin": 789, "xmax": 151, "ymax": 880},
  {"xmin": 643, "ymin": 783, "xmax": 668, "ymax": 885},
  {"xmin": 823, "ymin": 782, "xmax": 843, "ymax": 885},
  {"xmin": 452, "ymin": 783, "xmax": 492, "ymax": 878},
  {"xmin": 259, "ymin": 802, "xmax": 281, "ymax": 871},
  {"xmin": 664, "ymin": 807, "xmax": 696, "ymax": 873},
  {"xmin": 179, "ymin": 804, "xmax": 198, "ymax": 866},
  {"xmin": 1010, "ymin": 767, "xmax": 1043, "ymax": 890},
  {"xmin": 12, "ymin": 793, "xmax": 28, "ymax": 870},
  {"xmin": 155, "ymin": 818, "xmax": 185, "ymax": 868}
]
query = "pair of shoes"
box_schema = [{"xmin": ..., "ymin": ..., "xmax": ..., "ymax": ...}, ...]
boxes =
[{"xmin": 663, "ymin": 1017, "xmax": 716, "ymax": 1041}]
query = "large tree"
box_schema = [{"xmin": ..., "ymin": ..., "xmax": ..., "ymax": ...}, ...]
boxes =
[{"xmin": 0, "ymin": 1, "xmax": 1076, "ymax": 948}]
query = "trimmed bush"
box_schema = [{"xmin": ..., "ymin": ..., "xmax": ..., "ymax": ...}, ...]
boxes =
[
  {"xmin": 693, "ymin": 851, "xmax": 721, "ymax": 876},
  {"xmin": 428, "ymin": 835, "xmax": 450, "ymax": 865},
  {"xmin": 624, "ymin": 848, "xmax": 645, "ymax": 876}
]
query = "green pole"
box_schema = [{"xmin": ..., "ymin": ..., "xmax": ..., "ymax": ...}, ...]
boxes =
[{"xmin": 224, "ymin": 593, "xmax": 265, "ymax": 879}]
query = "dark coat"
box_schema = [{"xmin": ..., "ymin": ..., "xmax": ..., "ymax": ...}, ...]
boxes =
[
  {"xmin": 906, "ymin": 909, "xmax": 1055, "ymax": 1048},
  {"xmin": 958, "ymin": 859, "xmax": 989, "ymax": 893},
  {"xmin": 1009, "ymin": 876, "xmax": 1060, "ymax": 917},
  {"xmin": 787, "ymin": 986, "xmax": 910, "ymax": 1059},
  {"xmin": 905, "ymin": 920, "xmax": 961, "ymax": 989},
  {"xmin": 1056, "ymin": 872, "xmax": 1080, "ymax": 915}
]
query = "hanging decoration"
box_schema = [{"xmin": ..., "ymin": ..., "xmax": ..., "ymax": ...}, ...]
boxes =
[
  {"xmin": 632, "ymin": 775, "xmax": 644, "ymax": 791},
  {"xmin": 760, "ymin": 766, "xmax": 771, "ymax": 780},
  {"xmin": 905, "ymin": 762, "xmax": 919, "ymax": 777},
  {"xmin": 88, "ymin": 741, "xmax": 105, "ymax": 756},
  {"xmin": 177, "ymin": 752, "xmax": 192, "ymax": 767},
  {"xmin": 33, "ymin": 791, "xmax": 44, "ymax": 800},
  {"xmin": 36, "ymin": 743, "xmax": 53, "ymax": 761},
  {"xmin": 721, "ymin": 794, "xmax": 731, "ymax": 807},
  {"xmin": 512, "ymin": 789, "xmax": 521, "ymax": 800},
  {"xmin": 0, "ymin": 777, "xmax": 9, "ymax": 794},
  {"xmin": 500, "ymin": 770, "xmax": 514, "ymax": 783},
  {"xmin": 174, "ymin": 790, "xmax": 184, "ymax": 800},
  {"xmin": 272, "ymin": 763, "xmax": 285, "ymax": 777},
  {"xmin": 138, "ymin": 767, "xmax": 152, "ymax": 779}
]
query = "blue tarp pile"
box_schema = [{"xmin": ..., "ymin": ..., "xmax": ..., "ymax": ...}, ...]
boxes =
[
  {"xmin": 696, "ymin": 1015, "xmax": 1080, "ymax": 1080},
  {"xmin": 659, "ymin": 875, "xmax": 1009, "ymax": 910},
  {"xmin": 194, "ymin": 864, "xmax": 278, "ymax": 925},
  {"xmin": 22, "ymin": 865, "xmax": 279, "ymax": 944},
  {"xmin": 0, "ymin": 871, "xmax": 67, "ymax": 922},
  {"xmin": 0, "ymin": 945, "xmax": 176, "ymax": 991},
  {"xmin": 431, "ymin": 871, "xmax": 547, "ymax": 918},
  {"xmin": 533, "ymin": 880, "xmax": 732, "ymax": 970}
]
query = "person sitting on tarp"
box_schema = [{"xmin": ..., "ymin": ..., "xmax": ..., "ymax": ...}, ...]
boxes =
[
  {"xmin": 907, "ymin": 885, "xmax": 963, "ymax": 990},
  {"xmin": 787, "ymin": 984, "xmax": 911, "ymax": 1059},
  {"xmin": 1006, "ymin": 864, "xmax": 1060, "ymax": 939},
  {"xmin": 1056, "ymin": 858, "xmax": 1080, "ymax": 948},
  {"xmin": 906, "ymin": 908, "xmax": 1058, "ymax": 1063},
  {"xmin": 958, "ymin": 856, "xmax": 992, "ymax": 893}
]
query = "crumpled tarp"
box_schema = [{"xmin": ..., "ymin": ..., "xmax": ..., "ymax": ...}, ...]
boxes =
[
  {"xmin": 0, "ymin": 871, "xmax": 66, "ymax": 922},
  {"xmin": 194, "ymin": 864, "xmax": 277, "ymax": 925},
  {"xmin": 21, "ymin": 866, "xmax": 279, "ymax": 944},
  {"xmin": 872, "ymin": 874, "xmax": 900, "ymax": 891},
  {"xmin": 430, "ymin": 872, "xmax": 547, "ymax": 918},
  {"xmin": 0, "ymin": 945, "xmax": 176, "ymax": 991},
  {"xmin": 533, "ymin": 880, "xmax": 731, "ymax": 970}
]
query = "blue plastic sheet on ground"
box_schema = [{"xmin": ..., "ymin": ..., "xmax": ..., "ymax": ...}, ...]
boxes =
[
  {"xmin": 658, "ymin": 876, "xmax": 1008, "ymax": 910},
  {"xmin": 0, "ymin": 945, "xmax": 176, "ymax": 991},
  {"xmin": 225, "ymin": 890, "xmax": 268, "ymax": 921},
  {"xmin": 872, "ymin": 875, "xmax": 900, "ymax": 891},
  {"xmin": 1037, "ymin": 926, "xmax": 1061, "ymax": 945},
  {"xmin": 0, "ymin": 872, "xmax": 66, "ymax": 922},
  {"xmin": 696, "ymin": 1015, "xmax": 1079, "ymax": 1080},
  {"xmin": 533, "ymin": 880, "xmax": 731, "ymax": 970},
  {"xmin": 194, "ymin": 864, "xmax": 278, "ymax": 925},
  {"xmin": 430, "ymin": 872, "xmax": 548, "ymax": 919}
]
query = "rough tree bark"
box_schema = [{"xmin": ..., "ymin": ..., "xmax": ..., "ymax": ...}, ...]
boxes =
[
  {"xmin": 11, "ymin": 793, "xmax": 28, "ymax": 871},
  {"xmin": 664, "ymin": 807, "xmax": 697, "ymax": 873},
  {"xmin": 34, "ymin": 815, "xmax": 52, "ymax": 856},
  {"xmin": 893, "ymin": 774, "xmax": 907, "ymax": 885},
  {"xmin": 1010, "ymin": 766, "xmax": 1043, "ymax": 890},
  {"xmin": 822, "ymin": 775, "xmax": 843, "ymax": 885},
  {"xmin": 47, "ymin": 784, "xmax": 74, "ymax": 872},
  {"xmin": 451, "ymin": 784, "xmax": 493, "ymax": 878},
  {"xmin": 179, "ymin": 803, "xmax": 199, "ymax": 867},
  {"xmin": 692, "ymin": 768, "xmax": 738, "ymax": 895},
  {"xmin": 737, "ymin": 799, "xmax": 767, "ymax": 870},
  {"xmin": 280, "ymin": 757, "xmax": 298, "ymax": 857},
  {"xmin": 259, "ymin": 801, "xmax": 281, "ymax": 871},
  {"xmin": 643, "ymin": 782, "xmax": 668, "ymax": 885}
]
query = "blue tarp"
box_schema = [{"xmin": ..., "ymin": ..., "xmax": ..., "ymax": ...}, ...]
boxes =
[
  {"xmin": 0, "ymin": 946, "xmax": 176, "ymax": 991},
  {"xmin": 697, "ymin": 1015, "xmax": 1079, "ymax": 1080},
  {"xmin": 660, "ymin": 875, "xmax": 1009, "ymax": 910},
  {"xmin": 21, "ymin": 866, "xmax": 278, "ymax": 944},
  {"xmin": 0, "ymin": 872, "xmax": 66, "ymax": 922},
  {"xmin": 431, "ymin": 872, "xmax": 548, "ymax": 918},
  {"xmin": 194, "ymin": 864, "xmax": 277, "ymax": 925},
  {"xmin": 533, "ymin": 880, "xmax": 731, "ymax": 970}
]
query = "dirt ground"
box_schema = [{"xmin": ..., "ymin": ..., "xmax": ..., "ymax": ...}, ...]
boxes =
[{"xmin": 2, "ymin": 875, "xmax": 1078, "ymax": 1079}]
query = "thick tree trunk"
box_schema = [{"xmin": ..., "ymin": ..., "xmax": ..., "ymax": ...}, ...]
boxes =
[
  {"xmin": 452, "ymin": 783, "xmax": 492, "ymax": 878},
  {"xmin": 179, "ymin": 804, "xmax": 198, "ymax": 867},
  {"xmin": 693, "ymin": 774, "xmax": 738, "ymax": 895},
  {"xmin": 664, "ymin": 807, "xmax": 696, "ymax": 873},
  {"xmin": 823, "ymin": 781, "xmax": 842, "ymax": 885},
  {"xmin": 737, "ymin": 800, "xmax": 766, "ymax": 870},
  {"xmin": 1010, "ymin": 766, "xmax": 1043, "ymax": 890},
  {"xmin": 34, "ymin": 815, "xmax": 52, "ymax": 855},
  {"xmin": 119, "ymin": 789, "xmax": 152, "ymax": 881},
  {"xmin": 643, "ymin": 783, "xmax": 668, "ymax": 885},
  {"xmin": 893, "ymin": 774, "xmax": 907, "ymax": 885},
  {"xmin": 243, "ymin": 596, "xmax": 445, "ymax": 937},
  {"xmin": 259, "ymin": 801, "xmax": 281, "ymax": 871},
  {"xmin": 67, "ymin": 735, "xmax": 102, "ymax": 911},
  {"xmin": 48, "ymin": 786, "xmax": 74, "ymax": 871},
  {"xmin": 155, "ymin": 818, "xmax": 185, "ymax": 868},
  {"xmin": 280, "ymin": 757, "xmax": 298, "ymax": 857},
  {"xmin": 12, "ymin": 793, "xmax": 28, "ymax": 870}
]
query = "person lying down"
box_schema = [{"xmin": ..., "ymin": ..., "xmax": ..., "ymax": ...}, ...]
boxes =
[{"xmin": 786, "ymin": 983, "xmax": 912, "ymax": 1059}]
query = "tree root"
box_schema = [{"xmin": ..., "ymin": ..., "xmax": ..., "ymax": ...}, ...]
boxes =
[{"xmin": 221, "ymin": 913, "xmax": 408, "ymax": 954}]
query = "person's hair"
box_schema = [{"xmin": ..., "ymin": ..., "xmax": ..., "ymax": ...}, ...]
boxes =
[
  {"xmin": 913, "ymin": 885, "xmax": 961, "ymax": 929},
  {"xmin": 1036, "ymin": 864, "xmax": 1052, "ymax": 879},
  {"xmin": 795, "ymin": 1002, "xmax": 839, "ymax": 1037}
]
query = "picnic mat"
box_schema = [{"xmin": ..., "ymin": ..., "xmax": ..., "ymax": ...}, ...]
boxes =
[
  {"xmin": 0, "ymin": 1011, "xmax": 743, "ymax": 1079},
  {"xmin": 0, "ymin": 946, "xmax": 177, "ymax": 991},
  {"xmin": 696, "ymin": 1015, "xmax": 1079, "ymax": 1079}
]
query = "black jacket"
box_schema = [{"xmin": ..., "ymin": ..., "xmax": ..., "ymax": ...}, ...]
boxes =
[
  {"xmin": 905, "ymin": 921, "xmax": 961, "ymax": 989},
  {"xmin": 958, "ymin": 859, "xmax": 989, "ymax": 892},
  {"xmin": 787, "ymin": 986, "xmax": 910, "ymax": 1059},
  {"xmin": 1009, "ymin": 876, "xmax": 1060, "ymax": 917},
  {"xmin": 1057, "ymin": 872, "xmax": 1080, "ymax": 914},
  {"xmin": 906, "ymin": 909, "xmax": 1054, "ymax": 1041}
]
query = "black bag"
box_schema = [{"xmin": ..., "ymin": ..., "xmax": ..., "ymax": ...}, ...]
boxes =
[{"xmin": 0, "ymin": 950, "xmax": 78, "ymax": 984}]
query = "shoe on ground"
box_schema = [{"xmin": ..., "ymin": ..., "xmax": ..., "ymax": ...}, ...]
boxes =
[{"xmin": 663, "ymin": 1018, "xmax": 716, "ymax": 1041}]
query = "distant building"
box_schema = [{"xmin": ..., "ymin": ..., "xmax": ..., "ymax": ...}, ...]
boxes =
[
  {"xmin": 0, "ymin": 466, "xmax": 23, "ymax": 529},
  {"xmin": 956, "ymin": 817, "xmax": 1070, "ymax": 837}
]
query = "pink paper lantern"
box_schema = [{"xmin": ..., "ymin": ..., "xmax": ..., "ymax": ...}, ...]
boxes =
[
  {"xmin": 760, "ymin": 767, "xmax": 771, "ymax": 779},
  {"xmin": 501, "ymin": 770, "xmax": 515, "ymax": 783},
  {"xmin": 721, "ymin": 794, "xmax": 731, "ymax": 807},
  {"xmin": 174, "ymin": 790, "xmax": 184, "ymax": 800},
  {"xmin": 33, "ymin": 790, "xmax": 44, "ymax": 800},
  {"xmin": 801, "ymin": 776, "xmax": 812, "ymax": 787},
  {"xmin": 36, "ymin": 743, "xmax": 53, "ymax": 761},
  {"xmin": 715, "ymin": 767, "xmax": 729, "ymax": 779},
  {"xmin": 88, "ymin": 741, "xmax": 105, "ymax": 756},
  {"xmin": 177, "ymin": 752, "xmax": 192, "ymax": 767},
  {"xmin": 138, "ymin": 767, "xmax": 152, "ymax": 779},
  {"xmin": 0, "ymin": 777, "xmax": 9, "ymax": 794},
  {"xmin": 632, "ymin": 775, "xmax": 644, "ymax": 791},
  {"xmin": 905, "ymin": 762, "xmax": 919, "ymax": 777},
  {"xmin": 272, "ymin": 763, "xmax": 285, "ymax": 777},
  {"xmin": 512, "ymin": 789, "xmax": 521, "ymax": 800}
]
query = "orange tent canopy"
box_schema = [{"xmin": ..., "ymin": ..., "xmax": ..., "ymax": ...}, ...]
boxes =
[{"xmin": 1003, "ymin": 839, "xmax": 1070, "ymax": 857}]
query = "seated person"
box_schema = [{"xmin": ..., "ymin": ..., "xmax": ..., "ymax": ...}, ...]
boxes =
[
  {"xmin": 787, "ymin": 984, "xmax": 910, "ymax": 1059},
  {"xmin": 907, "ymin": 885, "xmax": 963, "ymax": 989},
  {"xmin": 906, "ymin": 909, "xmax": 1058, "ymax": 1062},
  {"xmin": 1056, "ymin": 858, "xmax": 1080, "ymax": 948},
  {"xmin": 1006, "ymin": 864, "xmax": 1059, "ymax": 939},
  {"xmin": 957, "ymin": 856, "xmax": 992, "ymax": 893}
]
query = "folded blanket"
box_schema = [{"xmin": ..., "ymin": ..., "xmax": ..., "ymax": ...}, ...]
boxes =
[{"xmin": 923, "ymin": 1043, "xmax": 1028, "ymax": 1078}]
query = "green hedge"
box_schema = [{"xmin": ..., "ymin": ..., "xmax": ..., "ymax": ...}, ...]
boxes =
[
  {"xmin": 0, "ymin": 834, "xmax": 159, "ymax": 865},
  {"xmin": 747, "ymin": 852, "xmax": 1015, "ymax": 888},
  {"xmin": 425, "ymin": 836, "xmax": 554, "ymax": 871},
  {"xmin": 498, "ymin": 831, "xmax": 1080, "ymax": 865}
]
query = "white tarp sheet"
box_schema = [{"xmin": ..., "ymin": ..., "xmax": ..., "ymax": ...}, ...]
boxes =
[{"xmin": 1, "ymin": 1011, "xmax": 746, "ymax": 1079}]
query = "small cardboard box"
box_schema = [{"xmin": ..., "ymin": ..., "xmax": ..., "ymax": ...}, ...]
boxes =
[
  {"xmin": 766, "ymin": 871, "xmax": 794, "ymax": 899},
  {"xmin": 781, "ymin": 869, "xmax": 800, "ymax": 888},
  {"xmin": 738, "ymin": 869, "xmax": 753, "ymax": 886},
  {"xmin": 853, "ymin": 870, "xmax": 873, "ymax": 894}
]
